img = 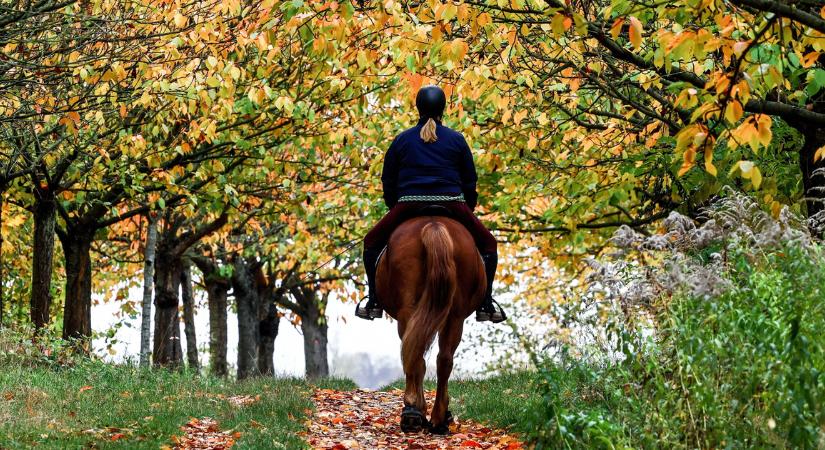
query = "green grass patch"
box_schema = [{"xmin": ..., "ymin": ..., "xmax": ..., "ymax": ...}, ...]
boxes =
[{"xmin": 0, "ymin": 337, "xmax": 357, "ymax": 450}]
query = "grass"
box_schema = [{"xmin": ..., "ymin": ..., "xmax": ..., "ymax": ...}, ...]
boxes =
[
  {"xmin": 0, "ymin": 330, "xmax": 359, "ymax": 450},
  {"xmin": 381, "ymin": 371, "xmax": 542, "ymax": 436},
  {"xmin": 0, "ymin": 359, "xmax": 312, "ymax": 449}
]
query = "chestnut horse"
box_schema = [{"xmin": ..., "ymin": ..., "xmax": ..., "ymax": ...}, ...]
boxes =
[{"xmin": 377, "ymin": 214, "xmax": 486, "ymax": 434}]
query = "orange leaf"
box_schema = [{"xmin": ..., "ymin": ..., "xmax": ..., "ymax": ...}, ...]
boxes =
[
  {"xmin": 628, "ymin": 17, "xmax": 643, "ymax": 49},
  {"xmin": 110, "ymin": 433, "xmax": 126, "ymax": 441},
  {"xmin": 461, "ymin": 440, "xmax": 483, "ymax": 448},
  {"xmin": 79, "ymin": 385, "xmax": 93, "ymax": 393}
]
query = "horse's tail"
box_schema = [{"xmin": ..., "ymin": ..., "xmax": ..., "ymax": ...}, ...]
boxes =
[{"xmin": 401, "ymin": 221, "xmax": 457, "ymax": 374}]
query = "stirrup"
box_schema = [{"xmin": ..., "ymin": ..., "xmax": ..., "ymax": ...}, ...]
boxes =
[
  {"xmin": 476, "ymin": 299, "xmax": 506, "ymax": 323},
  {"xmin": 355, "ymin": 297, "xmax": 383, "ymax": 320}
]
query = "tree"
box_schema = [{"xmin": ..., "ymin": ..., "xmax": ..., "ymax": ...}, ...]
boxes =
[
  {"xmin": 139, "ymin": 213, "xmax": 158, "ymax": 367},
  {"xmin": 153, "ymin": 211, "xmax": 227, "ymax": 368},
  {"xmin": 191, "ymin": 253, "xmax": 231, "ymax": 377}
]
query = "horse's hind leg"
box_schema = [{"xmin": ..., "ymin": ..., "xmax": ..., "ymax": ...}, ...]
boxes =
[
  {"xmin": 398, "ymin": 319, "xmax": 427, "ymax": 432},
  {"xmin": 430, "ymin": 319, "xmax": 463, "ymax": 434}
]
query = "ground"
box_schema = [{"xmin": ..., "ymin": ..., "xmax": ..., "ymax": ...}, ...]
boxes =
[
  {"xmin": 0, "ymin": 352, "xmax": 537, "ymax": 449},
  {"xmin": 304, "ymin": 388, "xmax": 524, "ymax": 449}
]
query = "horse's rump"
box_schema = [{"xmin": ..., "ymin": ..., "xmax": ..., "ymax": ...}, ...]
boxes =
[{"xmin": 377, "ymin": 216, "xmax": 485, "ymax": 327}]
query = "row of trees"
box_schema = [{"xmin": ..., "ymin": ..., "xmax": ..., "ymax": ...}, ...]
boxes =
[
  {"xmin": 0, "ymin": 0, "xmax": 396, "ymax": 378},
  {"xmin": 1, "ymin": 0, "xmax": 822, "ymax": 375}
]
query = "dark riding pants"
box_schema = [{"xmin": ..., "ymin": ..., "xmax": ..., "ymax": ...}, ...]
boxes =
[{"xmin": 363, "ymin": 201, "xmax": 497, "ymax": 254}]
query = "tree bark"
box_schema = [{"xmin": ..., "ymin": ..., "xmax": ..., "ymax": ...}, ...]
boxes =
[
  {"xmin": 139, "ymin": 214, "xmax": 158, "ymax": 368},
  {"xmin": 297, "ymin": 288, "xmax": 329, "ymax": 379},
  {"xmin": 232, "ymin": 258, "xmax": 260, "ymax": 380},
  {"xmin": 206, "ymin": 277, "xmax": 229, "ymax": 377},
  {"xmin": 193, "ymin": 256, "xmax": 230, "ymax": 377},
  {"xmin": 153, "ymin": 251, "xmax": 182, "ymax": 368},
  {"xmin": 0, "ymin": 189, "xmax": 6, "ymax": 329},
  {"xmin": 257, "ymin": 300, "xmax": 279, "ymax": 376},
  {"xmin": 796, "ymin": 123, "xmax": 825, "ymax": 224},
  {"xmin": 59, "ymin": 229, "xmax": 94, "ymax": 341},
  {"xmin": 30, "ymin": 193, "xmax": 56, "ymax": 331},
  {"xmin": 181, "ymin": 260, "xmax": 199, "ymax": 371}
]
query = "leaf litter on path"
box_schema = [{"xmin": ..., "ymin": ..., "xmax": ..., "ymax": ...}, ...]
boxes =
[
  {"xmin": 304, "ymin": 388, "xmax": 524, "ymax": 449},
  {"xmin": 170, "ymin": 417, "xmax": 239, "ymax": 450},
  {"xmin": 166, "ymin": 393, "xmax": 258, "ymax": 449}
]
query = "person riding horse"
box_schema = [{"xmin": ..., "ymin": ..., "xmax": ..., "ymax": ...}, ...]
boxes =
[{"xmin": 356, "ymin": 85, "xmax": 506, "ymax": 323}]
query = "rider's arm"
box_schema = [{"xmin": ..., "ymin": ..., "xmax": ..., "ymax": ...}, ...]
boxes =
[
  {"xmin": 458, "ymin": 135, "xmax": 479, "ymax": 211},
  {"xmin": 381, "ymin": 137, "xmax": 400, "ymax": 209}
]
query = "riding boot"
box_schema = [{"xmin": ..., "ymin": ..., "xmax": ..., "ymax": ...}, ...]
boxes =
[
  {"xmin": 355, "ymin": 246, "xmax": 384, "ymax": 320},
  {"xmin": 476, "ymin": 252, "xmax": 506, "ymax": 323}
]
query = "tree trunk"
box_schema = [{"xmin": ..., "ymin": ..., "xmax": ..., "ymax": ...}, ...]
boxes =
[
  {"xmin": 300, "ymin": 289, "xmax": 329, "ymax": 380},
  {"xmin": 31, "ymin": 194, "xmax": 56, "ymax": 331},
  {"xmin": 0, "ymin": 190, "xmax": 5, "ymax": 329},
  {"xmin": 153, "ymin": 252, "xmax": 182, "ymax": 368},
  {"xmin": 233, "ymin": 258, "xmax": 260, "ymax": 380},
  {"xmin": 796, "ymin": 122, "xmax": 825, "ymax": 225},
  {"xmin": 199, "ymin": 263, "xmax": 229, "ymax": 377},
  {"xmin": 181, "ymin": 260, "xmax": 199, "ymax": 371},
  {"xmin": 257, "ymin": 300, "xmax": 279, "ymax": 376},
  {"xmin": 60, "ymin": 229, "xmax": 94, "ymax": 341},
  {"xmin": 139, "ymin": 215, "xmax": 158, "ymax": 368}
]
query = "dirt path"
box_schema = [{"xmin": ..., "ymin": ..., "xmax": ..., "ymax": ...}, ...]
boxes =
[{"xmin": 304, "ymin": 388, "xmax": 524, "ymax": 449}]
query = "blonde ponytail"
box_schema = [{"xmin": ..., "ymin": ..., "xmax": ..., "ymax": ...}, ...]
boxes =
[{"xmin": 420, "ymin": 118, "xmax": 438, "ymax": 143}]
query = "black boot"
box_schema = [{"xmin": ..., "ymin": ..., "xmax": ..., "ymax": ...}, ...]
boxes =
[
  {"xmin": 355, "ymin": 246, "xmax": 384, "ymax": 320},
  {"xmin": 476, "ymin": 253, "xmax": 506, "ymax": 323}
]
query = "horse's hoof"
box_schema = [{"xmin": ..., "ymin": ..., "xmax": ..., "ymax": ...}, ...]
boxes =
[
  {"xmin": 428, "ymin": 410, "xmax": 453, "ymax": 435},
  {"xmin": 429, "ymin": 422, "xmax": 450, "ymax": 435},
  {"xmin": 400, "ymin": 406, "xmax": 427, "ymax": 433}
]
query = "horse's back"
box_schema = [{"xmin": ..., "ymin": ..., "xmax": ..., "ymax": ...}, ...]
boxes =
[{"xmin": 377, "ymin": 216, "xmax": 485, "ymax": 320}]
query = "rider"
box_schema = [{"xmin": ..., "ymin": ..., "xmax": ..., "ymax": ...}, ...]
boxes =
[{"xmin": 355, "ymin": 84, "xmax": 506, "ymax": 323}]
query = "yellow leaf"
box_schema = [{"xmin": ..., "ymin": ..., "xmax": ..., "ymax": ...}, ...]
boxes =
[
  {"xmin": 513, "ymin": 109, "xmax": 528, "ymax": 125},
  {"xmin": 751, "ymin": 166, "xmax": 762, "ymax": 189},
  {"xmin": 724, "ymin": 100, "xmax": 743, "ymax": 124},
  {"xmin": 527, "ymin": 134, "xmax": 538, "ymax": 150},
  {"xmin": 704, "ymin": 145, "xmax": 717, "ymax": 177},
  {"xmin": 628, "ymin": 17, "xmax": 643, "ymax": 49},
  {"xmin": 476, "ymin": 12, "xmax": 491, "ymax": 27},
  {"xmin": 174, "ymin": 13, "xmax": 187, "ymax": 28},
  {"xmin": 678, "ymin": 147, "xmax": 696, "ymax": 176},
  {"xmin": 755, "ymin": 114, "xmax": 772, "ymax": 148},
  {"xmin": 610, "ymin": 18, "xmax": 624, "ymax": 39},
  {"xmin": 737, "ymin": 160, "xmax": 754, "ymax": 178},
  {"xmin": 551, "ymin": 13, "xmax": 566, "ymax": 37}
]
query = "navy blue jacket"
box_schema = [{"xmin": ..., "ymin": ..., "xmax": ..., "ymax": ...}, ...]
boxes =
[{"xmin": 381, "ymin": 118, "xmax": 478, "ymax": 210}]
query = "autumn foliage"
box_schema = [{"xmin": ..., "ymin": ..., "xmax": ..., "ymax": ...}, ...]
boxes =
[{"xmin": 0, "ymin": 0, "xmax": 823, "ymax": 379}]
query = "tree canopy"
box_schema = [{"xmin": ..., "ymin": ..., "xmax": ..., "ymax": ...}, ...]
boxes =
[{"xmin": 0, "ymin": 0, "xmax": 822, "ymax": 360}]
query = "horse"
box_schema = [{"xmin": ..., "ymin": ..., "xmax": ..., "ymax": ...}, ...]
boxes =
[{"xmin": 376, "ymin": 213, "xmax": 486, "ymax": 434}]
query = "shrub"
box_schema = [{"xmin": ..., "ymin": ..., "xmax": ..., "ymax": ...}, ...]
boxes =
[{"xmin": 523, "ymin": 191, "xmax": 825, "ymax": 449}]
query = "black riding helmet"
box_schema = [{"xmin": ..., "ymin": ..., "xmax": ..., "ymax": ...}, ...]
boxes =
[{"xmin": 415, "ymin": 85, "xmax": 446, "ymax": 120}]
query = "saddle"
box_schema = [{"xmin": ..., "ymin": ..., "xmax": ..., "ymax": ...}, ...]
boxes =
[
  {"xmin": 375, "ymin": 205, "xmax": 460, "ymax": 268},
  {"xmin": 411, "ymin": 204, "xmax": 454, "ymax": 218}
]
